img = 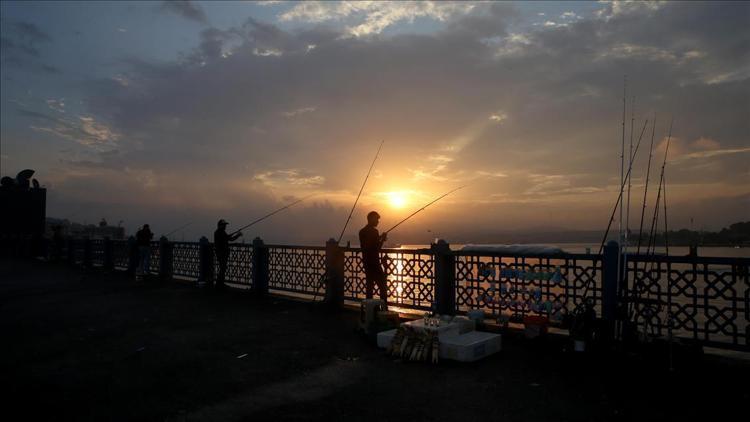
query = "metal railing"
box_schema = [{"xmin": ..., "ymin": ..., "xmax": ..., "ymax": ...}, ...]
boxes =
[
  {"xmin": 267, "ymin": 244, "xmax": 325, "ymax": 297},
  {"xmin": 343, "ymin": 247, "xmax": 435, "ymax": 310},
  {"xmin": 46, "ymin": 237, "xmax": 750, "ymax": 351},
  {"xmin": 626, "ymin": 254, "xmax": 749, "ymax": 350},
  {"xmin": 455, "ymin": 251, "xmax": 603, "ymax": 322}
]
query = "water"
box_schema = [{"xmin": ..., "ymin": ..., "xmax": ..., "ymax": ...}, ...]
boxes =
[{"xmin": 399, "ymin": 243, "xmax": 750, "ymax": 258}]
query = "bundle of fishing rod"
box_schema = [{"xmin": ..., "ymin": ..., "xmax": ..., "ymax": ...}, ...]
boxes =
[
  {"xmin": 387, "ymin": 326, "xmax": 440, "ymax": 364},
  {"xmin": 588, "ymin": 76, "xmax": 676, "ymax": 348}
]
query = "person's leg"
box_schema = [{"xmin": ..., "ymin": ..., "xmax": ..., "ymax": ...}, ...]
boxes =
[
  {"xmin": 144, "ymin": 248, "xmax": 151, "ymax": 275},
  {"xmin": 138, "ymin": 247, "xmax": 147, "ymax": 276},
  {"xmin": 365, "ymin": 273, "xmax": 374, "ymax": 299},
  {"xmin": 217, "ymin": 255, "xmax": 227, "ymax": 287},
  {"xmin": 376, "ymin": 272, "xmax": 388, "ymax": 307}
]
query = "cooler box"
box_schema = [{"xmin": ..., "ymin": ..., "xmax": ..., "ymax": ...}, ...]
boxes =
[
  {"xmin": 377, "ymin": 329, "xmax": 397, "ymax": 348},
  {"xmin": 402, "ymin": 319, "xmax": 461, "ymax": 338},
  {"xmin": 439, "ymin": 331, "xmax": 502, "ymax": 362}
]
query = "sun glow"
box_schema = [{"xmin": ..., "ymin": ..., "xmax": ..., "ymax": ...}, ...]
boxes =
[{"xmin": 387, "ymin": 191, "xmax": 409, "ymax": 209}]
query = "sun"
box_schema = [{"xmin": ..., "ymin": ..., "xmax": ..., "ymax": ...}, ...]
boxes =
[{"xmin": 387, "ymin": 191, "xmax": 408, "ymax": 209}]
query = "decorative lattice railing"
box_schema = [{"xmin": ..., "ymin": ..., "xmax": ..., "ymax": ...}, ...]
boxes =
[
  {"xmin": 626, "ymin": 254, "xmax": 749, "ymax": 350},
  {"xmin": 454, "ymin": 252, "xmax": 603, "ymax": 323},
  {"xmin": 46, "ymin": 238, "xmax": 749, "ymax": 351},
  {"xmin": 343, "ymin": 247, "xmax": 435, "ymax": 311},
  {"xmin": 172, "ymin": 241, "xmax": 201, "ymax": 280},
  {"xmin": 267, "ymin": 245, "xmax": 325, "ymax": 297}
]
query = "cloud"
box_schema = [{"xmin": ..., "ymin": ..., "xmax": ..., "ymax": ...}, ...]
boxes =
[
  {"xmin": 595, "ymin": 0, "xmax": 667, "ymax": 21},
  {"xmin": 253, "ymin": 169, "xmax": 326, "ymax": 187},
  {"xmin": 65, "ymin": 1, "xmax": 749, "ymax": 238},
  {"xmin": 8, "ymin": 21, "xmax": 52, "ymax": 45},
  {"xmin": 278, "ymin": 1, "xmax": 476, "ymax": 36},
  {"xmin": 560, "ymin": 12, "xmax": 581, "ymax": 20},
  {"xmin": 46, "ymin": 98, "xmax": 65, "ymax": 113},
  {"xmin": 673, "ymin": 147, "xmax": 750, "ymax": 163},
  {"xmin": 159, "ymin": 1, "xmax": 208, "ymax": 24},
  {"xmin": 21, "ymin": 108, "xmax": 120, "ymax": 149},
  {"xmin": 691, "ymin": 137, "xmax": 720, "ymax": 151},
  {"xmin": 489, "ymin": 112, "xmax": 508, "ymax": 123},
  {"xmin": 541, "ymin": 21, "xmax": 568, "ymax": 28},
  {"xmin": 281, "ymin": 107, "xmax": 316, "ymax": 117},
  {"xmin": 0, "ymin": 19, "xmax": 59, "ymax": 73}
]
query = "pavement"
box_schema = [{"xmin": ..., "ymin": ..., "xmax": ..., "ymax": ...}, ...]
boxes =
[{"xmin": 2, "ymin": 258, "xmax": 748, "ymax": 421}]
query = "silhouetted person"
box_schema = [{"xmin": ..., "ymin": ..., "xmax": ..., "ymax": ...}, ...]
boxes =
[
  {"xmin": 136, "ymin": 224, "xmax": 153, "ymax": 279},
  {"xmin": 359, "ymin": 211, "xmax": 388, "ymax": 307},
  {"xmin": 214, "ymin": 219, "xmax": 242, "ymax": 290}
]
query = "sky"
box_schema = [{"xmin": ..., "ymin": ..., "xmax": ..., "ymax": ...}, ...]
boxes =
[{"xmin": 1, "ymin": 1, "xmax": 748, "ymax": 245}]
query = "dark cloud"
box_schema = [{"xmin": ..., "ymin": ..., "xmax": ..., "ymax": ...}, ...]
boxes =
[
  {"xmin": 1, "ymin": 20, "xmax": 59, "ymax": 73},
  {"xmin": 59, "ymin": 2, "xmax": 750, "ymax": 238},
  {"xmin": 159, "ymin": 1, "xmax": 209, "ymax": 24}
]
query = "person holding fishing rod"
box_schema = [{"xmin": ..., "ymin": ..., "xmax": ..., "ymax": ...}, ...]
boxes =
[
  {"xmin": 136, "ymin": 224, "xmax": 153, "ymax": 281},
  {"xmin": 212, "ymin": 195, "xmax": 313, "ymax": 291},
  {"xmin": 356, "ymin": 186, "xmax": 466, "ymax": 308},
  {"xmin": 359, "ymin": 211, "xmax": 389, "ymax": 307},
  {"xmin": 214, "ymin": 219, "xmax": 242, "ymax": 290}
]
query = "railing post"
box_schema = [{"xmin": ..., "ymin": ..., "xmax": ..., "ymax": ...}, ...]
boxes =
[
  {"xmin": 601, "ymin": 240, "xmax": 620, "ymax": 344},
  {"xmin": 198, "ymin": 236, "xmax": 214, "ymax": 287},
  {"xmin": 83, "ymin": 237, "xmax": 92, "ymax": 269},
  {"xmin": 159, "ymin": 236, "xmax": 173, "ymax": 282},
  {"xmin": 324, "ymin": 238, "xmax": 345, "ymax": 308},
  {"xmin": 103, "ymin": 237, "xmax": 114, "ymax": 271},
  {"xmin": 432, "ymin": 239, "xmax": 456, "ymax": 316},
  {"xmin": 127, "ymin": 236, "xmax": 138, "ymax": 275},
  {"xmin": 252, "ymin": 237, "xmax": 269, "ymax": 296}
]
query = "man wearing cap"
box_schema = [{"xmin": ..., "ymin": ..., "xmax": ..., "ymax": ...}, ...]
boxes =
[
  {"xmin": 359, "ymin": 211, "xmax": 388, "ymax": 307},
  {"xmin": 214, "ymin": 219, "xmax": 242, "ymax": 290}
]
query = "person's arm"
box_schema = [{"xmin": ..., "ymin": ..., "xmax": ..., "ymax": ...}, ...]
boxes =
[{"xmin": 230, "ymin": 232, "xmax": 242, "ymax": 241}]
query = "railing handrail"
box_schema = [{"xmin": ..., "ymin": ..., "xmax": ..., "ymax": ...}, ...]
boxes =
[
  {"xmin": 266, "ymin": 244, "xmax": 326, "ymax": 250},
  {"xmin": 452, "ymin": 250, "xmax": 602, "ymax": 260},
  {"xmin": 625, "ymin": 253, "xmax": 750, "ymax": 265}
]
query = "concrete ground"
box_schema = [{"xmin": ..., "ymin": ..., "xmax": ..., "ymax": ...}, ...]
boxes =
[{"xmin": 2, "ymin": 258, "xmax": 748, "ymax": 421}]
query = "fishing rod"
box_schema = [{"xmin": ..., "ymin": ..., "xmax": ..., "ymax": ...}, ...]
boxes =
[
  {"xmin": 311, "ymin": 140, "xmax": 385, "ymax": 304},
  {"xmin": 310, "ymin": 185, "xmax": 466, "ymax": 304},
  {"xmin": 645, "ymin": 117, "xmax": 673, "ymax": 263},
  {"xmin": 337, "ymin": 140, "xmax": 384, "ymax": 244},
  {"xmin": 597, "ymin": 119, "xmax": 649, "ymax": 255},
  {"xmin": 636, "ymin": 116, "xmax": 656, "ymax": 255},
  {"xmin": 164, "ymin": 222, "xmax": 192, "ymax": 238},
  {"xmin": 383, "ymin": 186, "xmax": 465, "ymax": 235},
  {"xmin": 229, "ymin": 194, "xmax": 314, "ymax": 236},
  {"xmin": 628, "ymin": 117, "xmax": 658, "ymax": 321},
  {"xmin": 618, "ymin": 77, "xmax": 627, "ymax": 275},
  {"xmin": 580, "ymin": 119, "xmax": 648, "ymax": 311}
]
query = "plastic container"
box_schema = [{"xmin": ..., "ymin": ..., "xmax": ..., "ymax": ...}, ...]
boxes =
[
  {"xmin": 377, "ymin": 329, "xmax": 397, "ymax": 348},
  {"xmin": 439, "ymin": 331, "xmax": 502, "ymax": 362}
]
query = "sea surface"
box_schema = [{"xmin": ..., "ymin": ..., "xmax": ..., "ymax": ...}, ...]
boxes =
[{"xmin": 399, "ymin": 243, "xmax": 750, "ymax": 258}]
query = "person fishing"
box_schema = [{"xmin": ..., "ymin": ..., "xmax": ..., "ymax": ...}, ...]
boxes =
[
  {"xmin": 359, "ymin": 211, "xmax": 388, "ymax": 308},
  {"xmin": 135, "ymin": 224, "xmax": 153, "ymax": 280},
  {"xmin": 214, "ymin": 219, "xmax": 242, "ymax": 290}
]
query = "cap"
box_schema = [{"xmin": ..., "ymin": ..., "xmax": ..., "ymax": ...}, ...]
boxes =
[{"xmin": 217, "ymin": 219, "xmax": 228, "ymax": 226}]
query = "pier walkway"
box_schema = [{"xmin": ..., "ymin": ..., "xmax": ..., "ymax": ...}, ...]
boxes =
[{"xmin": 2, "ymin": 258, "xmax": 748, "ymax": 421}]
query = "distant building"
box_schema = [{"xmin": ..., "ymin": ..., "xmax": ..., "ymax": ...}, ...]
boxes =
[{"xmin": 45, "ymin": 218, "xmax": 126, "ymax": 240}]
